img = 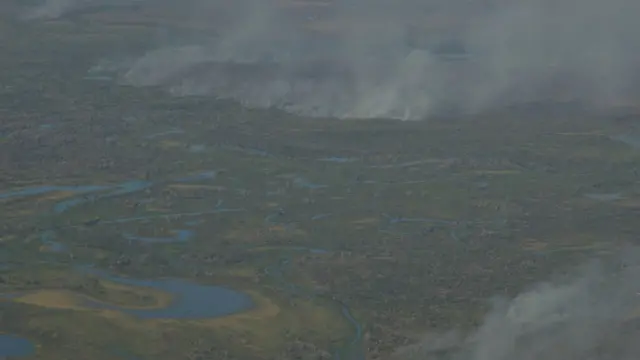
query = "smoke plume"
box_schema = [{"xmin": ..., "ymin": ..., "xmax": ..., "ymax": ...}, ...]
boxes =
[
  {"xmin": 26, "ymin": 0, "xmax": 640, "ymax": 119},
  {"xmin": 392, "ymin": 249, "xmax": 640, "ymax": 360},
  {"xmin": 23, "ymin": 0, "xmax": 82, "ymax": 19},
  {"xmin": 23, "ymin": 0, "xmax": 142, "ymax": 20}
]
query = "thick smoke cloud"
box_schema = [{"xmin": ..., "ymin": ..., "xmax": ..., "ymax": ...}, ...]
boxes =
[
  {"xmin": 26, "ymin": 0, "xmax": 640, "ymax": 119},
  {"xmin": 462, "ymin": 0, "xmax": 640, "ymax": 114},
  {"xmin": 391, "ymin": 249, "xmax": 640, "ymax": 360}
]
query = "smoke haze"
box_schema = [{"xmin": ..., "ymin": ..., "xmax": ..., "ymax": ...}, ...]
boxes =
[
  {"xmin": 23, "ymin": 0, "xmax": 143, "ymax": 20},
  {"xmin": 26, "ymin": 0, "xmax": 640, "ymax": 119},
  {"xmin": 391, "ymin": 249, "xmax": 640, "ymax": 360}
]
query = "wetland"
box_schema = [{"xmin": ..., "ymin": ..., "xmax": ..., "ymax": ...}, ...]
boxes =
[{"xmin": 1, "ymin": 1, "xmax": 640, "ymax": 360}]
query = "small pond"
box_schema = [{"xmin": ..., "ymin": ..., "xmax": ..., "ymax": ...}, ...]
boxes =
[
  {"xmin": 81, "ymin": 266, "xmax": 254, "ymax": 319},
  {"xmin": 0, "ymin": 334, "xmax": 35, "ymax": 358}
]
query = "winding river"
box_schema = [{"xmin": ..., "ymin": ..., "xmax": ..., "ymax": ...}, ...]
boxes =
[
  {"xmin": 0, "ymin": 169, "xmax": 365, "ymax": 359},
  {"xmin": 79, "ymin": 266, "xmax": 254, "ymax": 319},
  {"xmin": 265, "ymin": 249, "xmax": 364, "ymax": 360}
]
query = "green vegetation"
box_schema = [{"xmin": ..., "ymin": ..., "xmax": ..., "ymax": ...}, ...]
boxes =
[{"xmin": 1, "ymin": 1, "xmax": 640, "ymax": 359}]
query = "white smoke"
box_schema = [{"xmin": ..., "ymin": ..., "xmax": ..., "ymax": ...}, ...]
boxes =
[
  {"xmin": 23, "ymin": 0, "xmax": 83, "ymax": 19},
  {"xmin": 25, "ymin": 0, "xmax": 640, "ymax": 119},
  {"xmin": 23, "ymin": 0, "xmax": 143, "ymax": 20},
  {"xmin": 392, "ymin": 250, "xmax": 640, "ymax": 360}
]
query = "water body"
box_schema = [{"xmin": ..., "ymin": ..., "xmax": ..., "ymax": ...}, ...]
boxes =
[
  {"xmin": 0, "ymin": 170, "xmax": 215, "ymax": 214},
  {"xmin": 175, "ymin": 171, "xmax": 216, "ymax": 183},
  {"xmin": 53, "ymin": 180, "xmax": 153, "ymax": 213},
  {"xmin": 263, "ymin": 247, "xmax": 364, "ymax": 360},
  {"xmin": 55, "ymin": 171, "xmax": 215, "ymax": 212},
  {"xmin": 264, "ymin": 211, "xmax": 284, "ymax": 225},
  {"xmin": 369, "ymin": 159, "xmax": 437, "ymax": 169},
  {"xmin": 188, "ymin": 144, "xmax": 207, "ymax": 153},
  {"xmin": 102, "ymin": 207, "xmax": 245, "ymax": 226},
  {"xmin": 383, "ymin": 213, "xmax": 454, "ymax": 225},
  {"xmin": 185, "ymin": 219, "xmax": 203, "ymax": 226},
  {"xmin": 0, "ymin": 334, "xmax": 35, "ymax": 358},
  {"xmin": 123, "ymin": 229, "xmax": 194, "ymax": 244},
  {"xmin": 336, "ymin": 303, "xmax": 364, "ymax": 360},
  {"xmin": 263, "ymin": 210, "xmax": 296, "ymax": 232},
  {"xmin": 585, "ymin": 193, "xmax": 623, "ymax": 202},
  {"xmin": 276, "ymin": 247, "xmax": 328, "ymax": 255},
  {"xmin": 293, "ymin": 177, "xmax": 327, "ymax": 190},
  {"xmin": 40, "ymin": 230, "xmax": 68, "ymax": 253},
  {"xmin": 311, "ymin": 213, "xmax": 332, "ymax": 221},
  {"xmin": 318, "ymin": 157, "xmax": 358, "ymax": 163},
  {"xmin": 2, "ymin": 172, "xmax": 359, "ymax": 355},
  {"xmin": 80, "ymin": 266, "xmax": 253, "ymax": 319},
  {"xmin": 0, "ymin": 185, "xmax": 108, "ymax": 201},
  {"xmin": 222, "ymin": 145, "xmax": 273, "ymax": 158},
  {"xmin": 144, "ymin": 129, "xmax": 184, "ymax": 139}
]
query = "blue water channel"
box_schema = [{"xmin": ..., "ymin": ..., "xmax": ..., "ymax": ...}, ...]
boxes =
[
  {"xmin": 122, "ymin": 229, "xmax": 194, "ymax": 244},
  {"xmin": 0, "ymin": 185, "xmax": 109, "ymax": 201},
  {"xmin": 293, "ymin": 177, "xmax": 328, "ymax": 190},
  {"xmin": 53, "ymin": 180, "xmax": 153, "ymax": 213},
  {"xmin": 264, "ymin": 248, "xmax": 364, "ymax": 360},
  {"xmin": 0, "ymin": 171, "xmax": 218, "ymax": 214},
  {"xmin": 39, "ymin": 230, "xmax": 68, "ymax": 253},
  {"xmin": 1, "ymin": 170, "xmax": 364, "ymax": 358},
  {"xmin": 0, "ymin": 334, "xmax": 35, "ymax": 358},
  {"xmin": 318, "ymin": 157, "xmax": 358, "ymax": 163},
  {"xmin": 80, "ymin": 266, "xmax": 253, "ymax": 319}
]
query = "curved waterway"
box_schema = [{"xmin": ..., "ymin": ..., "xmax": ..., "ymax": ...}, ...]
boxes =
[
  {"xmin": 264, "ymin": 248, "xmax": 364, "ymax": 360},
  {"xmin": 122, "ymin": 229, "xmax": 194, "ymax": 244},
  {"xmin": 79, "ymin": 247, "xmax": 364, "ymax": 358},
  {"xmin": 1, "ymin": 170, "xmax": 364, "ymax": 358},
  {"xmin": 79, "ymin": 266, "xmax": 253, "ymax": 319},
  {"xmin": 0, "ymin": 334, "xmax": 35, "ymax": 358},
  {"xmin": 0, "ymin": 170, "xmax": 216, "ymax": 214}
]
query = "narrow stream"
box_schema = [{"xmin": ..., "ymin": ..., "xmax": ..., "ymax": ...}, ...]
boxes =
[
  {"xmin": 264, "ymin": 249, "xmax": 364, "ymax": 360},
  {"xmin": 1, "ymin": 169, "xmax": 366, "ymax": 359}
]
